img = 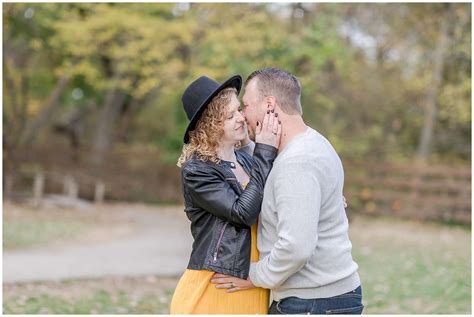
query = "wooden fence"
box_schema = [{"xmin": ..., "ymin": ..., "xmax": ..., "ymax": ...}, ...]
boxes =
[
  {"xmin": 344, "ymin": 161, "xmax": 471, "ymax": 224},
  {"xmin": 3, "ymin": 145, "xmax": 471, "ymax": 224},
  {"xmin": 4, "ymin": 145, "xmax": 182, "ymax": 204}
]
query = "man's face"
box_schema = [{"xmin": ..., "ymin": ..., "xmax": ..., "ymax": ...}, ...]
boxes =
[{"xmin": 242, "ymin": 79, "xmax": 267, "ymax": 141}]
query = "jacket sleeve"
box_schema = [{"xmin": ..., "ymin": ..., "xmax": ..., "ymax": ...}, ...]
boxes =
[
  {"xmin": 182, "ymin": 143, "xmax": 277, "ymax": 228},
  {"xmin": 237, "ymin": 141, "xmax": 255, "ymax": 156}
]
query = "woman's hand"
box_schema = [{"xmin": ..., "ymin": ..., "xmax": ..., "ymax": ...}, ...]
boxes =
[
  {"xmin": 210, "ymin": 273, "xmax": 256, "ymax": 293},
  {"xmin": 255, "ymin": 110, "xmax": 281, "ymax": 149}
]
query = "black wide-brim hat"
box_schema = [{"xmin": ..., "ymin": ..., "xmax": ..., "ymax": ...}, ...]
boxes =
[{"xmin": 182, "ymin": 75, "xmax": 242, "ymax": 143}]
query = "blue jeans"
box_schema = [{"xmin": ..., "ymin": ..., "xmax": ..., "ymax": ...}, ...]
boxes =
[{"xmin": 269, "ymin": 286, "xmax": 364, "ymax": 315}]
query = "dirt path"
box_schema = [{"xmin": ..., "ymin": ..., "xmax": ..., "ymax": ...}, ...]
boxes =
[{"xmin": 3, "ymin": 202, "xmax": 193, "ymax": 283}]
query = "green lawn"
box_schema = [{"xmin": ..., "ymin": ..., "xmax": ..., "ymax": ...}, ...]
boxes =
[
  {"xmin": 3, "ymin": 276, "xmax": 176, "ymax": 314},
  {"xmin": 3, "ymin": 220, "xmax": 88, "ymax": 249},
  {"xmin": 3, "ymin": 213, "xmax": 471, "ymax": 314},
  {"xmin": 350, "ymin": 215, "xmax": 471, "ymax": 314},
  {"xmin": 3, "ymin": 290, "xmax": 173, "ymax": 314}
]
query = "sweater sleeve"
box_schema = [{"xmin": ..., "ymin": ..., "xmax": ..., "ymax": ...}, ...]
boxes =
[{"xmin": 249, "ymin": 160, "xmax": 321, "ymax": 289}]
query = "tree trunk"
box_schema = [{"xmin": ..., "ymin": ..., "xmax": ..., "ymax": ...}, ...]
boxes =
[
  {"xmin": 415, "ymin": 4, "xmax": 455, "ymax": 162},
  {"xmin": 19, "ymin": 58, "xmax": 80, "ymax": 146},
  {"xmin": 18, "ymin": 72, "xmax": 30, "ymax": 138},
  {"xmin": 92, "ymin": 72, "xmax": 127, "ymax": 166},
  {"xmin": 3, "ymin": 60, "xmax": 19, "ymax": 149}
]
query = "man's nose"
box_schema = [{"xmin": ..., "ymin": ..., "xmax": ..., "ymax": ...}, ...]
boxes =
[{"xmin": 240, "ymin": 108, "xmax": 248, "ymax": 121}]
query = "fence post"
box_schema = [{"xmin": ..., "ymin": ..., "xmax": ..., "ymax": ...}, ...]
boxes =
[
  {"xmin": 33, "ymin": 172, "xmax": 45, "ymax": 208},
  {"xmin": 407, "ymin": 162, "xmax": 424, "ymax": 217},
  {"xmin": 63, "ymin": 175, "xmax": 79, "ymax": 199},
  {"xmin": 5, "ymin": 174, "xmax": 14, "ymax": 201},
  {"xmin": 94, "ymin": 181, "xmax": 105, "ymax": 204}
]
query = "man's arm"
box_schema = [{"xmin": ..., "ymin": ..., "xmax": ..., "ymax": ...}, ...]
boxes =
[{"xmin": 249, "ymin": 160, "xmax": 321, "ymax": 289}]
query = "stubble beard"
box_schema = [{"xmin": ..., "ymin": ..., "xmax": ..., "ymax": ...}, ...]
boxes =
[{"xmin": 247, "ymin": 125, "xmax": 256, "ymax": 142}]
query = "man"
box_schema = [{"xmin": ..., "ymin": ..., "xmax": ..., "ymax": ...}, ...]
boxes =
[{"xmin": 211, "ymin": 68, "xmax": 363, "ymax": 314}]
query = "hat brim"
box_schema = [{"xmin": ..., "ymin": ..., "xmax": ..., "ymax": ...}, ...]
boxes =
[{"xmin": 183, "ymin": 75, "xmax": 242, "ymax": 143}]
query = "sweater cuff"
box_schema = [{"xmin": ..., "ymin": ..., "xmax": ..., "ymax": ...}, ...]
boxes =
[{"xmin": 249, "ymin": 262, "xmax": 263, "ymax": 288}]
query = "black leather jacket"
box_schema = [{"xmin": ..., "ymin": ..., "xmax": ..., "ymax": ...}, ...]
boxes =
[{"xmin": 181, "ymin": 143, "xmax": 278, "ymax": 279}]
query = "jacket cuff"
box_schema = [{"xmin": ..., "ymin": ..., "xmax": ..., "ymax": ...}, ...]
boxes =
[
  {"xmin": 239, "ymin": 141, "xmax": 256, "ymax": 156},
  {"xmin": 254, "ymin": 143, "xmax": 278, "ymax": 156}
]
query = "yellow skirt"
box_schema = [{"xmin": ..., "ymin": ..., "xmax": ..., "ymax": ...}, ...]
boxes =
[{"xmin": 170, "ymin": 223, "xmax": 269, "ymax": 314}]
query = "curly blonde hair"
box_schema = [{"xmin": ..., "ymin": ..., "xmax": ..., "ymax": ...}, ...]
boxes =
[{"xmin": 177, "ymin": 87, "xmax": 238, "ymax": 167}]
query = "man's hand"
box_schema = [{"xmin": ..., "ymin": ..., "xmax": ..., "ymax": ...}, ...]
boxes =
[{"xmin": 210, "ymin": 273, "xmax": 256, "ymax": 293}]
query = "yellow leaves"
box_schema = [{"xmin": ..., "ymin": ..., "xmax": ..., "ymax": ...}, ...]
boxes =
[
  {"xmin": 30, "ymin": 39, "xmax": 44, "ymax": 51},
  {"xmin": 438, "ymin": 80, "xmax": 471, "ymax": 125},
  {"xmin": 135, "ymin": 78, "xmax": 160, "ymax": 99},
  {"xmin": 26, "ymin": 99, "xmax": 42, "ymax": 116}
]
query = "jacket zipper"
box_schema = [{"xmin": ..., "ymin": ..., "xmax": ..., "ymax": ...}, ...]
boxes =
[{"xmin": 213, "ymin": 222, "xmax": 228, "ymax": 262}]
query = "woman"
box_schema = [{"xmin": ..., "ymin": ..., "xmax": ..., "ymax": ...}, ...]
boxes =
[{"xmin": 170, "ymin": 75, "xmax": 281, "ymax": 314}]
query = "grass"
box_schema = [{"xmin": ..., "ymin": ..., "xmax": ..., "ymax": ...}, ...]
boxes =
[
  {"xmin": 350, "ymin": 214, "xmax": 471, "ymax": 314},
  {"xmin": 3, "ymin": 220, "xmax": 88, "ymax": 249},
  {"xmin": 3, "ymin": 201, "xmax": 138, "ymax": 250},
  {"xmin": 3, "ymin": 290, "xmax": 171, "ymax": 314},
  {"xmin": 3, "ymin": 276, "xmax": 176, "ymax": 314},
  {"xmin": 3, "ymin": 204, "xmax": 471, "ymax": 314}
]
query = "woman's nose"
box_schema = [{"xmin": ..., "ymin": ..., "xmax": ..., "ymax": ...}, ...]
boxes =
[{"xmin": 237, "ymin": 110, "xmax": 245, "ymax": 122}]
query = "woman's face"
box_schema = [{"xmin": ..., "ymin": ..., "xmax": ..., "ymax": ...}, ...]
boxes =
[{"xmin": 220, "ymin": 94, "xmax": 246, "ymax": 145}]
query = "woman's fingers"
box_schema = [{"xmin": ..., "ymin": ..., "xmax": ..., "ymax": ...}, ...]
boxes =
[
  {"xmin": 261, "ymin": 110, "xmax": 271, "ymax": 134},
  {"xmin": 254, "ymin": 109, "xmax": 282, "ymax": 148},
  {"xmin": 215, "ymin": 283, "xmax": 234, "ymax": 289},
  {"xmin": 276, "ymin": 119, "xmax": 282, "ymax": 137},
  {"xmin": 227, "ymin": 287, "xmax": 241, "ymax": 293},
  {"xmin": 268, "ymin": 110, "xmax": 275, "ymax": 132},
  {"xmin": 210, "ymin": 277, "xmax": 231, "ymax": 284}
]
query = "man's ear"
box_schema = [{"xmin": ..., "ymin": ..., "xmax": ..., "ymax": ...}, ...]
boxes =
[{"xmin": 265, "ymin": 96, "xmax": 277, "ymax": 111}]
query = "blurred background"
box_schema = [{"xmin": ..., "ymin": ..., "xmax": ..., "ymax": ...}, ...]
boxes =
[{"xmin": 3, "ymin": 3, "xmax": 471, "ymax": 314}]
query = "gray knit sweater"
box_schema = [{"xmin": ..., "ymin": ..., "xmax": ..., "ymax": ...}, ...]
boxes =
[{"xmin": 244, "ymin": 127, "xmax": 360, "ymax": 301}]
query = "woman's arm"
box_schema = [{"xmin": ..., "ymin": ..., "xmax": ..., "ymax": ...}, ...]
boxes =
[
  {"xmin": 183, "ymin": 143, "xmax": 277, "ymax": 228},
  {"xmin": 238, "ymin": 140, "xmax": 255, "ymax": 156}
]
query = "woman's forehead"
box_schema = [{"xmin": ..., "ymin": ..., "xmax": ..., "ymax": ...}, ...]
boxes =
[{"xmin": 226, "ymin": 95, "xmax": 240, "ymax": 111}]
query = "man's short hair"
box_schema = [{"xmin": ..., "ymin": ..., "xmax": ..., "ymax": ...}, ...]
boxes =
[{"xmin": 245, "ymin": 67, "xmax": 302, "ymax": 115}]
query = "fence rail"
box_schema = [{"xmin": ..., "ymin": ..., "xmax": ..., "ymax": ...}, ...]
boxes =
[
  {"xmin": 3, "ymin": 146, "xmax": 471, "ymax": 224},
  {"xmin": 344, "ymin": 161, "xmax": 471, "ymax": 224}
]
